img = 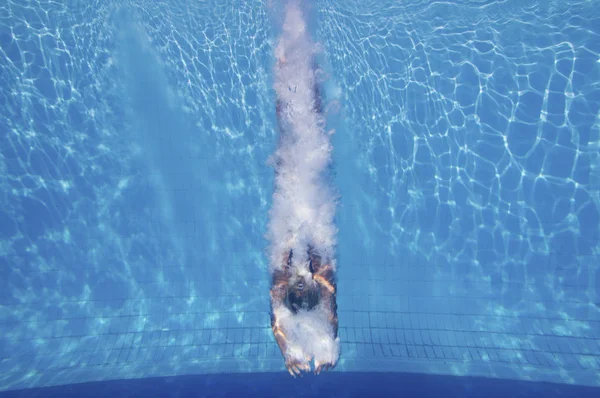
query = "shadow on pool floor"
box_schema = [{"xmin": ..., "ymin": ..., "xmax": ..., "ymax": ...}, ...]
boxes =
[{"xmin": 1, "ymin": 372, "xmax": 599, "ymax": 397}]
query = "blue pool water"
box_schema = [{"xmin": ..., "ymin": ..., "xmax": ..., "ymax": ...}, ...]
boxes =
[{"xmin": 0, "ymin": 0, "xmax": 599, "ymax": 396}]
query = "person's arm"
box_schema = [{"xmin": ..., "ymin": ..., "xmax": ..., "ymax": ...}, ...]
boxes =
[
  {"xmin": 308, "ymin": 250, "xmax": 338, "ymax": 337},
  {"xmin": 271, "ymin": 251, "xmax": 310, "ymax": 376},
  {"xmin": 270, "ymin": 272, "xmax": 311, "ymax": 376},
  {"xmin": 270, "ymin": 266, "xmax": 289, "ymax": 355},
  {"xmin": 310, "ymin": 255, "xmax": 338, "ymax": 375},
  {"xmin": 314, "ymin": 265, "xmax": 338, "ymax": 337}
]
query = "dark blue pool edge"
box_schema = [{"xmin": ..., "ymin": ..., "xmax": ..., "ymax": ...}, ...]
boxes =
[
  {"xmin": 1, "ymin": 371, "xmax": 599, "ymax": 398},
  {"xmin": 1, "ymin": 357, "xmax": 600, "ymax": 397}
]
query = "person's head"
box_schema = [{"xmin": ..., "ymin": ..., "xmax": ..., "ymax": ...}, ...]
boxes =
[{"xmin": 286, "ymin": 271, "xmax": 319, "ymax": 313}]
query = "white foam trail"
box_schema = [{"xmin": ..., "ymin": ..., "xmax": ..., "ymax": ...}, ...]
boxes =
[
  {"xmin": 273, "ymin": 302, "xmax": 340, "ymax": 367},
  {"xmin": 267, "ymin": 0, "xmax": 338, "ymax": 271},
  {"xmin": 266, "ymin": 0, "xmax": 340, "ymax": 369}
]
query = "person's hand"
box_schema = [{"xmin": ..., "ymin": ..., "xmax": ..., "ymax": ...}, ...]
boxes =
[
  {"xmin": 285, "ymin": 354, "xmax": 311, "ymax": 377},
  {"xmin": 314, "ymin": 360, "xmax": 335, "ymax": 375}
]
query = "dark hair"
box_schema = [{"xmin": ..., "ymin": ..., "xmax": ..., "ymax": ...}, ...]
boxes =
[{"xmin": 285, "ymin": 284, "xmax": 319, "ymax": 314}]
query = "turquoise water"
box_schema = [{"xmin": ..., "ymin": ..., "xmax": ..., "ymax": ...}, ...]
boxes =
[{"xmin": 1, "ymin": 0, "xmax": 599, "ymax": 393}]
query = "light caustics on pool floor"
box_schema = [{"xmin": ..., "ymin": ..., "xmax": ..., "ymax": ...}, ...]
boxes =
[{"xmin": 0, "ymin": 0, "xmax": 600, "ymax": 392}]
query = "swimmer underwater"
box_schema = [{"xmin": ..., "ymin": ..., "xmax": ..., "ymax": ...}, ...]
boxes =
[
  {"xmin": 270, "ymin": 246, "xmax": 339, "ymax": 376},
  {"xmin": 269, "ymin": 48, "xmax": 340, "ymax": 376}
]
